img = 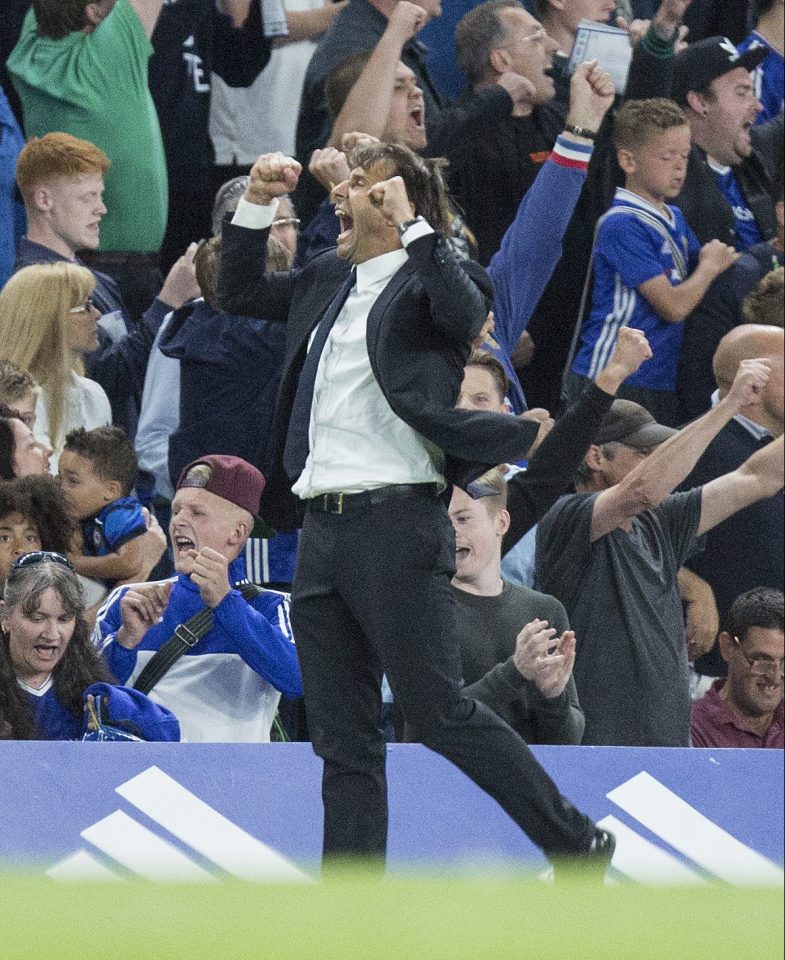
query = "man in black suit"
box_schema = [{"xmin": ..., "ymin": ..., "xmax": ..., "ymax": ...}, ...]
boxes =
[{"xmin": 218, "ymin": 141, "xmax": 614, "ymax": 871}]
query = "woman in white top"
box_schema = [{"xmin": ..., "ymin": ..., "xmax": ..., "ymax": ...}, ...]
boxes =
[{"xmin": 0, "ymin": 262, "xmax": 111, "ymax": 470}]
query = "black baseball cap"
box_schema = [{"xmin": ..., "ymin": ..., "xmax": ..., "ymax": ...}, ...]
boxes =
[
  {"xmin": 594, "ymin": 401, "xmax": 676, "ymax": 450},
  {"xmin": 672, "ymin": 37, "xmax": 768, "ymax": 106}
]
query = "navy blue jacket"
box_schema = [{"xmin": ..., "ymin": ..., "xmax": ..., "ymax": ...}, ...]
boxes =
[
  {"xmin": 158, "ymin": 298, "xmax": 286, "ymax": 485},
  {"xmin": 681, "ymin": 421, "xmax": 784, "ymax": 676},
  {"xmin": 678, "ymin": 243, "xmax": 783, "ymax": 424}
]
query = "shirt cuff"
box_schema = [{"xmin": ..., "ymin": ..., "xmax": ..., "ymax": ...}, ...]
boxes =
[
  {"xmin": 231, "ymin": 196, "xmax": 279, "ymax": 229},
  {"xmin": 400, "ymin": 219, "xmax": 435, "ymax": 246}
]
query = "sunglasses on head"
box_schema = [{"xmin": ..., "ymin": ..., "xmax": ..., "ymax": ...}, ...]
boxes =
[{"xmin": 11, "ymin": 551, "xmax": 75, "ymax": 573}]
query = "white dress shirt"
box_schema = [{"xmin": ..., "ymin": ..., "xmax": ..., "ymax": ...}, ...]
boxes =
[{"xmin": 232, "ymin": 199, "xmax": 446, "ymax": 498}]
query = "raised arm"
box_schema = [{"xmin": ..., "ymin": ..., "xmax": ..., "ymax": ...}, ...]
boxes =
[
  {"xmin": 217, "ymin": 153, "xmax": 300, "ymax": 320},
  {"xmin": 329, "ymin": 1, "xmax": 427, "ymax": 147},
  {"xmin": 589, "ymin": 359, "xmax": 772, "ymax": 541},
  {"xmin": 697, "ymin": 434, "xmax": 784, "ymax": 536},
  {"xmin": 503, "ymin": 327, "xmax": 653, "ymax": 551},
  {"xmin": 129, "ymin": 0, "xmax": 166, "ymax": 39},
  {"xmin": 281, "ymin": 1, "xmax": 348, "ymax": 44},
  {"xmin": 216, "ymin": 0, "xmax": 252, "ymax": 28},
  {"xmin": 488, "ymin": 61, "xmax": 615, "ymax": 354},
  {"xmin": 368, "ymin": 175, "xmax": 487, "ymax": 345}
]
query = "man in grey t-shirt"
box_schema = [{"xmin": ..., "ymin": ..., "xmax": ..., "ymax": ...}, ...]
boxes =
[{"xmin": 535, "ymin": 361, "xmax": 785, "ymax": 746}]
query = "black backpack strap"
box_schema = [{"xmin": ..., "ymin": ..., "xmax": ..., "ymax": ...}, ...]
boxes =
[{"xmin": 133, "ymin": 581, "xmax": 264, "ymax": 695}]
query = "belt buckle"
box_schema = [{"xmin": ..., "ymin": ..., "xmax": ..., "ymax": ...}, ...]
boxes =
[{"xmin": 323, "ymin": 492, "xmax": 344, "ymax": 514}]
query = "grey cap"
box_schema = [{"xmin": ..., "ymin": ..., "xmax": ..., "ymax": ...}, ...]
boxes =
[{"xmin": 595, "ymin": 400, "xmax": 677, "ymax": 449}]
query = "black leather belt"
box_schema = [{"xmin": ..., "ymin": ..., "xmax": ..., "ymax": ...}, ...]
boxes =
[{"xmin": 308, "ymin": 483, "xmax": 441, "ymax": 515}]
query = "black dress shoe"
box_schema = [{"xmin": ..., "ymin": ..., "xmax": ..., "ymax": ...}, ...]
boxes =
[
  {"xmin": 551, "ymin": 827, "xmax": 616, "ymax": 881},
  {"xmin": 587, "ymin": 827, "xmax": 616, "ymax": 866}
]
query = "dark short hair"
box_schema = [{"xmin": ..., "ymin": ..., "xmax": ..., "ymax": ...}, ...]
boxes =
[
  {"xmin": 32, "ymin": 0, "xmax": 90, "ymax": 39},
  {"xmin": 194, "ymin": 236, "xmax": 221, "ymax": 308},
  {"xmin": 348, "ymin": 141, "xmax": 452, "ymax": 235},
  {"xmin": 456, "ymin": 0, "xmax": 521, "ymax": 87},
  {"xmin": 325, "ymin": 51, "xmax": 373, "ymax": 120},
  {"xmin": 63, "ymin": 426, "xmax": 137, "ymax": 496},
  {"xmin": 466, "ymin": 351, "xmax": 509, "ymax": 402},
  {"xmin": 726, "ymin": 587, "xmax": 785, "ymax": 642},
  {"xmin": 754, "ymin": 0, "xmax": 777, "ymax": 16},
  {"xmin": 0, "ymin": 410, "xmax": 19, "ymax": 481},
  {"xmin": 613, "ymin": 98, "xmax": 689, "ymax": 152}
]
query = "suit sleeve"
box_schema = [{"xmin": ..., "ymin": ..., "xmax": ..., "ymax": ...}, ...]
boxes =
[
  {"xmin": 211, "ymin": 589, "xmax": 303, "ymax": 698},
  {"xmin": 503, "ymin": 382, "xmax": 615, "ymax": 553},
  {"xmin": 402, "ymin": 232, "xmax": 488, "ymax": 345},
  {"xmin": 218, "ymin": 219, "xmax": 297, "ymax": 322}
]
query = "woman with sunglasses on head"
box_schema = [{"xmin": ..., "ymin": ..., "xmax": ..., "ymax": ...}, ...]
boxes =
[
  {"xmin": 0, "ymin": 262, "xmax": 110, "ymax": 469},
  {"xmin": 0, "ymin": 552, "xmax": 180, "ymax": 741}
]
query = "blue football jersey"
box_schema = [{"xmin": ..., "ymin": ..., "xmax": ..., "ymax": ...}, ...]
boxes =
[
  {"xmin": 738, "ymin": 32, "xmax": 784, "ymax": 125},
  {"xmin": 572, "ymin": 189, "xmax": 700, "ymax": 392}
]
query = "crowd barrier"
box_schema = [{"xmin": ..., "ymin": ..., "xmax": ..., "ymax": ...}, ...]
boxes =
[{"xmin": 1, "ymin": 743, "xmax": 782, "ymax": 885}]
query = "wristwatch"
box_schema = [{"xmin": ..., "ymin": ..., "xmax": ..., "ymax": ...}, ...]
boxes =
[
  {"xmin": 397, "ymin": 216, "xmax": 424, "ymax": 239},
  {"xmin": 564, "ymin": 123, "xmax": 598, "ymax": 140}
]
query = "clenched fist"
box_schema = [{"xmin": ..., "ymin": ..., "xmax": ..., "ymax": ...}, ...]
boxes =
[{"xmin": 246, "ymin": 153, "xmax": 302, "ymax": 206}]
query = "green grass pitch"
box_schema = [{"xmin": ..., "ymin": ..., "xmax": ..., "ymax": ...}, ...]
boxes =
[{"xmin": 2, "ymin": 870, "xmax": 783, "ymax": 960}]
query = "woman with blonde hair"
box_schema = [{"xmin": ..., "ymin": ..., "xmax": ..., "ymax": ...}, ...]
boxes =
[{"xmin": 0, "ymin": 262, "xmax": 110, "ymax": 468}]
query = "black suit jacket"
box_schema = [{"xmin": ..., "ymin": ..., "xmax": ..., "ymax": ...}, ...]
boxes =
[{"xmin": 218, "ymin": 220, "xmax": 538, "ymax": 529}]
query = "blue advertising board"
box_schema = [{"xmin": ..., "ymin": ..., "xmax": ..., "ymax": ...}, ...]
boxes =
[{"xmin": 1, "ymin": 743, "xmax": 782, "ymax": 884}]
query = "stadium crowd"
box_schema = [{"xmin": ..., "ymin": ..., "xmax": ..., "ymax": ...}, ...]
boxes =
[{"xmin": 0, "ymin": 0, "xmax": 783, "ymax": 864}]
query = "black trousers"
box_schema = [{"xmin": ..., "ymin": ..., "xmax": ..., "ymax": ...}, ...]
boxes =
[{"xmin": 291, "ymin": 488, "xmax": 595, "ymax": 863}]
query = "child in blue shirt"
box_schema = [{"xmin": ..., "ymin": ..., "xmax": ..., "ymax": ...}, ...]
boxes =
[
  {"xmin": 58, "ymin": 426, "xmax": 148, "ymax": 588},
  {"xmin": 569, "ymin": 98, "xmax": 738, "ymax": 424}
]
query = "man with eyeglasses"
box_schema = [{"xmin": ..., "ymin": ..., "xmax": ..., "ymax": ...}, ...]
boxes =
[
  {"xmin": 691, "ymin": 587, "xmax": 784, "ymax": 748},
  {"xmin": 436, "ymin": 0, "xmax": 685, "ymax": 268}
]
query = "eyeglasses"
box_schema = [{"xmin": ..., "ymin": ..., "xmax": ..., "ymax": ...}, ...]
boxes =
[
  {"xmin": 68, "ymin": 298, "xmax": 96, "ymax": 314},
  {"xmin": 11, "ymin": 551, "xmax": 75, "ymax": 572},
  {"xmin": 732, "ymin": 636, "xmax": 785, "ymax": 678},
  {"xmin": 521, "ymin": 26, "xmax": 548, "ymax": 44},
  {"xmin": 272, "ymin": 217, "xmax": 301, "ymax": 229}
]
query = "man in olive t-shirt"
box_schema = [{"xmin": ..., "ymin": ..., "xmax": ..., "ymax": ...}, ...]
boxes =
[{"xmin": 8, "ymin": 0, "xmax": 167, "ymax": 253}]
